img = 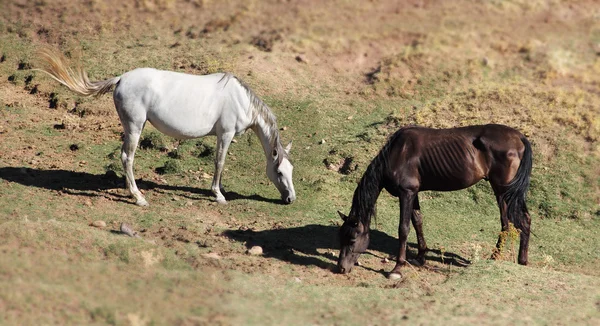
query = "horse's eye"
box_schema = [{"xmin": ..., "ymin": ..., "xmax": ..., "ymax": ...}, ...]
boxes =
[
  {"xmin": 349, "ymin": 238, "xmax": 357, "ymax": 244},
  {"xmin": 277, "ymin": 171, "xmax": 283, "ymax": 176}
]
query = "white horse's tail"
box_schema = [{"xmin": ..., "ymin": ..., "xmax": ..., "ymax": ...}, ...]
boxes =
[{"xmin": 36, "ymin": 48, "xmax": 120, "ymax": 97}]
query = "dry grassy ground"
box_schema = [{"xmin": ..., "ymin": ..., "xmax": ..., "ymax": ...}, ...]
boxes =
[{"xmin": 1, "ymin": 0, "xmax": 599, "ymax": 325}]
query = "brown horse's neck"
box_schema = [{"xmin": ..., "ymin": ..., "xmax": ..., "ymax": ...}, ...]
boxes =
[{"xmin": 349, "ymin": 153, "xmax": 386, "ymax": 229}]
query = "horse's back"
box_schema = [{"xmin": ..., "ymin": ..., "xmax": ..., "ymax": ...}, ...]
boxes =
[
  {"xmin": 114, "ymin": 69, "xmax": 252, "ymax": 139},
  {"xmin": 384, "ymin": 124, "xmax": 524, "ymax": 192}
]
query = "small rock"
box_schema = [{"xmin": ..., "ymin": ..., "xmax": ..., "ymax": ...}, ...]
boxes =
[
  {"xmin": 388, "ymin": 272, "xmax": 402, "ymax": 280},
  {"xmin": 172, "ymin": 196, "xmax": 180, "ymax": 201},
  {"xmin": 120, "ymin": 222, "xmax": 139, "ymax": 237},
  {"xmin": 281, "ymin": 126, "xmax": 288, "ymax": 131},
  {"xmin": 247, "ymin": 245, "xmax": 263, "ymax": 256},
  {"xmin": 347, "ymin": 116, "xmax": 353, "ymax": 120},
  {"xmin": 295, "ymin": 55, "xmax": 307, "ymax": 64},
  {"xmin": 90, "ymin": 220, "xmax": 106, "ymax": 228},
  {"xmin": 381, "ymin": 258, "xmax": 389, "ymax": 263},
  {"xmin": 231, "ymin": 139, "xmax": 237, "ymax": 143},
  {"xmin": 293, "ymin": 277, "xmax": 302, "ymax": 283},
  {"xmin": 202, "ymin": 252, "xmax": 221, "ymax": 259},
  {"xmin": 319, "ymin": 139, "xmax": 326, "ymax": 145}
]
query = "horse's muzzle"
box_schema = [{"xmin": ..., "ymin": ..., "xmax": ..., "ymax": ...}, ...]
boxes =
[
  {"xmin": 282, "ymin": 194, "xmax": 295, "ymax": 204},
  {"xmin": 337, "ymin": 264, "xmax": 352, "ymax": 274}
]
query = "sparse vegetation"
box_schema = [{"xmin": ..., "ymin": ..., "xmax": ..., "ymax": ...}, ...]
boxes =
[{"xmin": 0, "ymin": 0, "xmax": 599, "ymax": 325}]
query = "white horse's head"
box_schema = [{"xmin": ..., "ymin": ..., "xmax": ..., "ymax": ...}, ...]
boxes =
[{"xmin": 267, "ymin": 140, "xmax": 296, "ymax": 204}]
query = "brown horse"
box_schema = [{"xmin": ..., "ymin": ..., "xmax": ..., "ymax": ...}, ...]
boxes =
[{"xmin": 337, "ymin": 124, "xmax": 532, "ymax": 279}]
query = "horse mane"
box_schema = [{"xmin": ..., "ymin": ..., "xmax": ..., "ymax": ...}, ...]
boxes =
[
  {"xmin": 349, "ymin": 129, "xmax": 407, "ymax": 228},
  {"xmin": 219, "ymin": 73, "xmax": 287, "ymax": 161}
]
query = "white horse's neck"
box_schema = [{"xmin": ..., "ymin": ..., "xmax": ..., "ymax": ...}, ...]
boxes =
[{"xmin": 251, "ymin": 111, "xmax": 280, "ymax": 161}]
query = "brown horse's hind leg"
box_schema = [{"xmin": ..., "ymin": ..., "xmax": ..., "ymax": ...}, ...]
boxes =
[
  {"xmin": 518, "ymin": 211, "xmax": 531, "ymax": 265},
  {"xmin": 491, "ymin": 194, "xmax": 509, "ymax": 260},
  {"xmin": 411, "ymin": 196, "xmax": 427, "ymax": 266}
]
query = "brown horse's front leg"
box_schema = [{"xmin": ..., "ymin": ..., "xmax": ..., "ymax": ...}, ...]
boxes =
[
  {"xmin": 389, "ymin": 190, "xmax": 416, "ymax": 280},
  {"xmin": 411, "ymin": 209, "xmax": 428, "ymax": 266}
]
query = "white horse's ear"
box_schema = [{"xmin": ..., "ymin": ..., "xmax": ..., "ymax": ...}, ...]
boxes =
[
  {"xmin": 284, "ymin": 141, "xmax": 292, "ymax": 155},
  {"xmin": 337, "ymin": 210, "xmax": 348, "ymax": 221}
]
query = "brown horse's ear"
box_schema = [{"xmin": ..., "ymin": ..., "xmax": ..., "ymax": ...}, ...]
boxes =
[{"xmin": 337, "ymin": 210, "xmax": 348, "ymax": 221}]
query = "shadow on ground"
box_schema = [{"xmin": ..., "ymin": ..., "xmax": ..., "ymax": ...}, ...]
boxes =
[
  {"xmin": 0, "ymin": 167, "xmax": 280, "ymax": 204},
  {"xmin": 223, "ymin": 224, "xmax": 471, "ymax": 274}
]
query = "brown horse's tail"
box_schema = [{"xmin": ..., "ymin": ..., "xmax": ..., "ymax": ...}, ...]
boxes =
[
  {"xmin": 35, "ymin": 48, "xmax": 120, "ymax": 97},
  {"xmin": 503, "ymin": 136, "xmax": 532, "ymax": 233}
]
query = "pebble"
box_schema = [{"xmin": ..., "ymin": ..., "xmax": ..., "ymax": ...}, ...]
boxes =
[
  {"xmin": 90, "ymin": 220, "xmax": 106, "ymax": 228},
  {"xmin": 247, "ymin": 245, "xmax": 263, "ymax": 256},
  {"xmin": 202, "ymin": 252, "xmax": 221, "ymax": 259},
  {"xmin": 388, "ymin": 273, "xmax": 402, "ymax": 280},
  {"xmin": 120, "ymin": 222, "xmax": 139, "ymax": 237},
  {"xmin": 295, "ymin": 55, "xmax": 307, "ymax": 64}
]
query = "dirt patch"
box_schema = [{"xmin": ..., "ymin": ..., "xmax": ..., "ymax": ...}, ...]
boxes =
[
  {"xmin": 250, "ymin": 30, "xmax": 284, "ymax": 52},
  {"xmin": 324, "ymin": 156, "xmax": 357, "ymax": 175}
]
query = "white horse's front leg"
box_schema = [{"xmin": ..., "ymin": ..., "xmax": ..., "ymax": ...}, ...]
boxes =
[{"xmin": 212, "ymin": 131, "xmax": 235, "ymax": 204}]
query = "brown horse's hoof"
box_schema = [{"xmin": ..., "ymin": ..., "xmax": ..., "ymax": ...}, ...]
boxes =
[{"xmin": 408, "ymin": 258, "xmax": 425, "ymax": 266}]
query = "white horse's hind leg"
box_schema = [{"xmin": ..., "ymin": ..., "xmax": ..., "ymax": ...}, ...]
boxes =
[
  {"xmin": 212, "ymin": 131, "xmax": 235, "ymax": 204},
  {"xmin": 121, "ymin": 127, "xmax": 148, "ymax": 206}
]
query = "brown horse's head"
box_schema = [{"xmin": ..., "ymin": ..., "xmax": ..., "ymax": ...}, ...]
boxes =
[{"xmin": 337, "ymin": 211, "xmax": 369, "ymax": 274}]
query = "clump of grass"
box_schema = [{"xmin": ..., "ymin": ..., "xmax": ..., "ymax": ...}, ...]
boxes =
[
  {"xmin": 89, "ymin": 306, "xmax": 116, "ymax": 325},
  {"xmin": 492, "ymin": 223, "xmax": 521, "ymax": 263},
  {"xmin": 104, "ymin": 243, "xmax": 130, "ymax": 263},
  {"xmin": 140, "ymin": 131, "xmax": 167, "ymax": 151},
  {"xmin": 156, "ymin": 159, "xmax": 183, "ymax": 175},
  {"xmin": 48, "ymin": 92, "xmax": 67, "ymax": 109},
  {"xmin": 104, "ymin": 161, "xmax": 121, "ymax": 175},
  {"xmin": 17, "ymin": 59, "xmax": 31, "ymax": 70},
  {"xmin": 193, "ymin": 140, "xmax": 214, "ymax": 158},
  {"xmin": 167, "ymin": 148, "xmax": 182, "ymax": 159}
]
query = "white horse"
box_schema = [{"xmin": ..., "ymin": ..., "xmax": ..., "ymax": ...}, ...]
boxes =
[{"xmin": 36, "ymin": 49, "xmax": 296, "ymax": 206}]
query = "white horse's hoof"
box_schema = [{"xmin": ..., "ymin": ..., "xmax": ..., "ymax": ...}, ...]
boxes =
[
  {"xmin": 135, "ymin": 199, "xmax": 149, "ymax": 207},
  {"xmin": 388, "ymin": 272, "xmax": 402, "ymax": 280},
  {"xmin": 216, "ymin": 198, "xmax": 228, "ymax": 205}
]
